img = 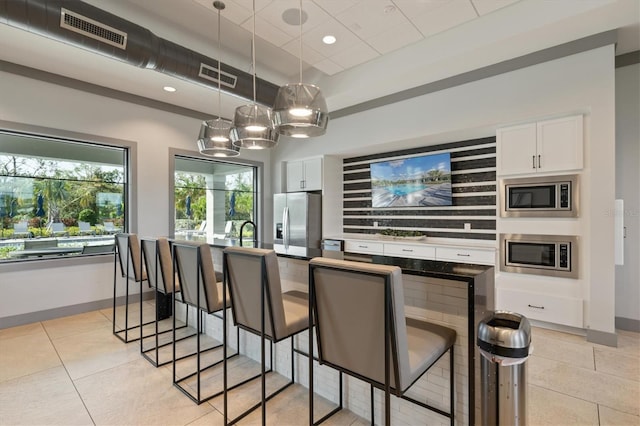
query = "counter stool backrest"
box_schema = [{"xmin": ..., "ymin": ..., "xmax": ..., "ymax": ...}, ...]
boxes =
[
  {"xmin": 309, "ymin": 257, "xmax": 411, "ymax": 393},
  {"xmin": 115, "ymin": 233, "xmax": 146, "ymax": 282},
  {"xmin": 173, "ymin": 242, "xmax": 223, "ymax": 313},
  {"xmin": 223, "ymin": 247, "xmax": 287, "ymax": 341},
  {"xmin": 141, "ymin": 237, "xmax": 178, "ymax": 294}
]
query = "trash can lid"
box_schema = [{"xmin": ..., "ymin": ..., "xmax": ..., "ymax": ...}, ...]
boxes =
[{"xmin": 477, "ymin": 310, "xmax": 531, "ymax": 358}]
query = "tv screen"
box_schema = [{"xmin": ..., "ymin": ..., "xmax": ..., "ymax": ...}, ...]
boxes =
[{"xmin": 370, "ymin": 152, "xmax": 452, "ymax": 208}]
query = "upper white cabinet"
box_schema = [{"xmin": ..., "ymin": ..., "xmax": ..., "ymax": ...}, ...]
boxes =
[
  {"xmin": 497, "ymin": 115, "xmax": 583, "ymax": 176},
  {"xmin": 286, "ymin": 157, "xmax": 323, "ymax": 192}
]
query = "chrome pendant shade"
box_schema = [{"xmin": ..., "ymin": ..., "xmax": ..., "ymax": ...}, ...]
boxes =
[
  {"xmin": 273, "ymin": 83, "xmax": 328, "ymax": 138},
  {"xmin": 230, "ymin": 104, "xmax": 279, "ymax": 149},
  {"xmin": 230, "ymin": 0, "xmax": 279, "ymax": 149},
  {"xmin": 273, "ymin": 0, "xmax": 329, "ymax": 138},
  {"xmin": 197, "ymin": 118, "xmax": 238, "ymax": 157},
  {"xmin": 197, "ymin": 1, "xmax": 239, "ymax": 158}
]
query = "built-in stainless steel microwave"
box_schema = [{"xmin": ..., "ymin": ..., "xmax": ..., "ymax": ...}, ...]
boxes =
[
  {"xmin": 500, "ymin": 174, "xmax": 578, "ymax": 217},
  {"xmin": 500, "ymin": 234, "xmax": 578, "ymax": 279}
]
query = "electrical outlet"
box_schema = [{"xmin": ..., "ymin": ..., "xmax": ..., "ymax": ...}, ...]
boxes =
[
  {"xmin": 464, "ymin": 223, "xmax": 471, "ymax": 230},
  {"xmin": 373, "ymin": 221, "xmax": 379, "ymax": 228}
]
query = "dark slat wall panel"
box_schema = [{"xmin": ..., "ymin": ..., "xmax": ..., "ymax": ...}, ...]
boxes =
[{"xmin": 342, "ymin": 136, "xmax": 497, "ymax": 241}]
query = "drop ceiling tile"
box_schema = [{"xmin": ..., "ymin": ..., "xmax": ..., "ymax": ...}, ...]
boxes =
[
  {"xmin": 257, "ymin": 0, "xmax": 332, "ymax": 38},
  {"xmin": 311, "ymin": 0, "xmax": 362, "ymax": 16},
  {"xmin": 240, "ymin": 16, "xmax": 294, "ymax": 47},
  {"xmin": 301, "ymin": 17, "xmax": 362, "ymax": 57},
  {"xmin": 329, "ymin": 40, "xmax": 380, "ymax": 69},
  {"xmin": 410, "ymin": 0, "xmax": 478, "ymax": 37},
  {"xmin": 471, "ymin": 0, "xmax": 519, "ymax": 16},
  {"xmin": 335, "ymin": 0, "xmax": 412, "ymax": 40},
  {"xmin": 312, "ymin": 58, "xmax": 344, "ymax": 75},
  {"xmin": 217, "ymin": 0, "xmax": 273, "ymax": 25},
  {"xmin": 391, "ymin": 0, "xmax": 450, "ymax": 18},
  {"xmin": 281, "ymin": 39, "xmax": 327, "ymax": 65},
  {"xmin": 365, "ymin": 20, "xmax": 423, "ymax": 55}
]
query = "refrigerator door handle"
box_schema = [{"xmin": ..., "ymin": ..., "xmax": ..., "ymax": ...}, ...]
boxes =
[{"xmin": 283, "ymin": 206, "xmax": 289, "ymax": 247}]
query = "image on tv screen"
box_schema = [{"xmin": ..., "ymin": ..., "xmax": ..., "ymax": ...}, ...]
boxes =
[{"xmin": 370, "ymin": 153, "xmax": 452, "ymax": 208}]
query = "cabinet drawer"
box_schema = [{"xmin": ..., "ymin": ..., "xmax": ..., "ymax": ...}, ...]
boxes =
[
  {"xmin": 383, "ymin": 243, "xmax": 435, "ymax": 260},
  {"xmin": 344, "ymin": 240, "xmax": 384, "ymax": 255},
  {"xmin": 436, "ymin": 247, "xmax": 495, "ymax": 265},
  {"xmin": 496, "ymin": 288, "xmax": 583, "ymax": 328}
]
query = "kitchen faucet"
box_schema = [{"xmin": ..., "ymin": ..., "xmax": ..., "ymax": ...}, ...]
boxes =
[{"xmin": 239, "ymin": 220, "xmax": 257, "ymax": 247}]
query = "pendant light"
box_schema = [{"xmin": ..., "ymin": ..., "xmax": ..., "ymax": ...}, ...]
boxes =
[
  {"xmin": 197, "ymin": 1, "xmax": 239, "ymax": 157},
  {"xmin": 273, "ymin": 0, "xmax": 328, "ymax": 138},
  {"xmin": 230, "ymin": 0, "xmax": 279, "ymax": 149}
]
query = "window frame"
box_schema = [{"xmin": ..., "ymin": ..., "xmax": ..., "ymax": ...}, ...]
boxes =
[
  {"xmin": 169, "ymin": 148, "xmax": 264, "ymax": 243},
  {"xmin": 0, "ymin": 119, "xmax": 137, "ymax": 264}
]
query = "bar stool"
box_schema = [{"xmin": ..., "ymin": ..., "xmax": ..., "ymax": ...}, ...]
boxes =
[
  {"xmin": 113, "ymin": 233, "xmax": 153, "ymax": 343},
  {"xmin": 139, "ymin": 237, "xmax": 196, "ymax": 367},
  {"xmin": 172, "ymin": 242, "xmax": 236, "ymax": 404},
  {"xmin": 308, "ymin": 257, "xmax": 456, "ymax": 426},
  {"xmin": 222, "ymin": 247, "xmax": 311, "ymax": 426}
]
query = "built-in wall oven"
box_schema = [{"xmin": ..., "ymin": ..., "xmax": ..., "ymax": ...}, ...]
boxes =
[
  {"xmin": 500, "ymin": 174, "xmax": 578, "ymax": 217},
  {"xmin": 500, "ymin": 234, "xmax": 578, "ymax": 278}
]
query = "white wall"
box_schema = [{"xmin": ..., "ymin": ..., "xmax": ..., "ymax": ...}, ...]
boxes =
[
  {"xmin": 273, "ymin": 46, "xmax": 617, "ymax": 335},
  {"xmin": 615, "ymin": 62, "xmax": 640, "ymax": 324},
  {"xmin": 0, "ymin": 71, "xmax": 272, "ymax": 320}
]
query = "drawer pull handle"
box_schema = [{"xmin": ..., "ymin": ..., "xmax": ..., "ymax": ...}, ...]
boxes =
[
  {"xmin": 402, "ymin": 249, "xmax": 413, "ymax": 252},
  {"xmin": 527, "ymin": 304, "xmax": 545, "ymax": 310},
  {"xmin": 358, "ymin": 245, "xmax": 368, "ymax": 248},
  {"xmin": 457, "ymin": 253, "xmax": 470, "ymax": 257}
]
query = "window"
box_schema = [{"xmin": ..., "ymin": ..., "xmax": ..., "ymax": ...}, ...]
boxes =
[
  {"xmin": 0, "ymin": 131, "xmax": 128, "ymax": 260},
  {"xmin": 173, "ymin": 155, "xmax": 258, "ymax": 242}
]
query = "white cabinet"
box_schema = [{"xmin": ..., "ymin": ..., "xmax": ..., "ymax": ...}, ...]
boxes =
[
  {"xmin": 384, "ymin": 242, "xmax": 435, "ymax": 260},
  {"xmin": 497, "ymin": 287, "xmax": 583, "ymax": 328},
  {"xmin": 344, "ymin": 240, "xmax": 384, "ymax": 255},
  {"xmin": 497, "ymin": 115, "xmax": 583, "ymax": 176},
  {"xmin": 435, "ymin": 246, "xmax": 495, "ymax": 265},
  {"xmin": 286, "ymin": 157, "xmax": 322, "ymax": 192}
]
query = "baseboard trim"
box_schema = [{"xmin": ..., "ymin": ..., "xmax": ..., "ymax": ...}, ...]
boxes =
[
  {"xmin": 615, "ymin": 316, "xmax": 640, "ymax": 332},
  {"xmin": 0, "ymin": 292, "xmax": 155, "ymax": 330},
  {"xmin": 586, "ymin": 329, "xmax": 618, "ymax": 347}
]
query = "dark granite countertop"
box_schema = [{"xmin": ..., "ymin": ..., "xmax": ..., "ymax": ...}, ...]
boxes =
[{"xmin": 206, "ymin": 238, "xmax": 493, "ymax": 281}]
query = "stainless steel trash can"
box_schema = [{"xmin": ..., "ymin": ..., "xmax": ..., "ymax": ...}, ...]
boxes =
[{"xmin": 477, "ymin": 311, "xmax": 531, "ymax": 426}]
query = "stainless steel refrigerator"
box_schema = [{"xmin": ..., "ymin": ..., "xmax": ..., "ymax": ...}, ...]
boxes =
[{"xmin": 274, "ymin": 192, "xmax": 322, "ymax": 248}]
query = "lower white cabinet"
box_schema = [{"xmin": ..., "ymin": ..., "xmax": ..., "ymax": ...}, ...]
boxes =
[
  {"xmin": 436, "ymin": 246, "xmax": 495, "ymax": 265},
  {"xmin": 344, "ymin": 240, "xmax": 384, "ymax": 255},
  {"xmin": 497, "ymin": 287, "xmax": 583, "ymax": 328},
  {"xmin": 384, "ymin": 243, "xmax": 435, "ymax": 260}
]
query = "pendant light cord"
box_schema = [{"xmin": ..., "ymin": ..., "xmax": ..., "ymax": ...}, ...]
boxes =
[
  {"xmin": 217, "ymin": 5, "xmax": 222, "ymax": 119},
  {"xmin": 299, "ymin": 0, "xmax": 303, "ymax": 83},
  {"xmin": 252, "ymin": 0, "xmax": 257, "ymax": 104}
]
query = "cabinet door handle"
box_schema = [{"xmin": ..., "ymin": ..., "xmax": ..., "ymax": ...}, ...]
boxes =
[
  {"xmin": 527, "ymin": 304, "xmax": 545, "ymax": 310},
  {"xmin": 402, "ymin": 249, "xmax": 414, "ymax": 252},
  {"xmin": 538, "ymin": 155, "xmax": 541, "ymax": 169},
  {"xmin": 300, "ymin": 180, "xmax": 304, "ymax": 189},
  {"xmin": 456, "ymin": 253, "xmax": 470, "ymax": 257},
  {"xmin": 532, "ymin": 155, "xmax": 536, "ymax": 169}
]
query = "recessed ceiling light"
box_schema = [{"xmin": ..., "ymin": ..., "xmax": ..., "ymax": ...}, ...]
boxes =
[
  {"xmin": 322, "ymin": 35, "xmax": 336, "ymax": 45},
  {"xmin": 163, "ymin": 86, "xmax": 177, "ymax": 92}
]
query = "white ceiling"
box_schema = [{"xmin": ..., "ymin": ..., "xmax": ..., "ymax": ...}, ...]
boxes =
[{"xmin": 0, "ymin": 0, "xmax": 638, "ymax": 119}]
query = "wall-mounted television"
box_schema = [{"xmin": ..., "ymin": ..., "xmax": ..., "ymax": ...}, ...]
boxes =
[{"xmin": 370, "ymin": 152, "xmax": 452, "ymax": 208}]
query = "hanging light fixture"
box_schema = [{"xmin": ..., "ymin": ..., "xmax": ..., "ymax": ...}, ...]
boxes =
[
  {"xmin": 273, "ymin": 0, "xmax": 329, "ymax": 138},
  {"xmin": 197, "ymin": 1, "xmax": 239, "ymax": 157},
  {"xmin": 230, "ymin": 0, "xmax": 279, "ymax": 149}
]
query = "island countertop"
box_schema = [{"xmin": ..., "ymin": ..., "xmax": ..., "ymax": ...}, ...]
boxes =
[{"xmin": 205, "ymin": 238, "xmax": 492, "ymax": 282}]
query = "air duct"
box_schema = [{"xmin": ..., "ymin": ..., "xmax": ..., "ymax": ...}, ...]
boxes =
[{"xmin": 0, "ymin": 0, "xmax": 278, "ymax": 105}]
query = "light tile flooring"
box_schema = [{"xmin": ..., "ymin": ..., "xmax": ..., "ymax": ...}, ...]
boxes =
[{"xmin": 0, "ymin": 302, "xmax": 638, "ymax": 425}]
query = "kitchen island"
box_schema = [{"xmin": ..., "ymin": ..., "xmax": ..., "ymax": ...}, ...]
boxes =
[{"xmin": 203, "ymin": 238, "xmax": 494, "ymax": 425}]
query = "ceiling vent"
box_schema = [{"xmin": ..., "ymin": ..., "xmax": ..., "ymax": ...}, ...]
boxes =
[
  {"xmin": 198, "ymin": 63, "xmax": 237, "ymax": 89},
  {"xmin": 60, "ymin": 8, "xmax": 128, "ymax": 50}
]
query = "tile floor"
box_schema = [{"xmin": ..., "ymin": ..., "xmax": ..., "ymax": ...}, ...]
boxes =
[{"xmin": 0, "ymin": 303, "xmax": 638, "ymax": 425}]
